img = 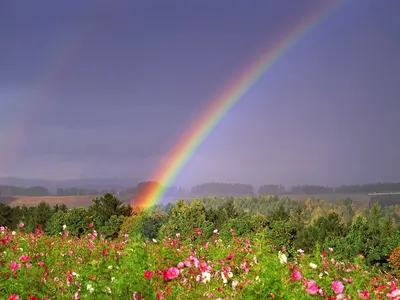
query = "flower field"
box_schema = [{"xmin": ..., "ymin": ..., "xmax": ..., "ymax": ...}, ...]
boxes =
[{"xmin": 0, "ymin": 224, "xmax": 399, "ymax": 299}]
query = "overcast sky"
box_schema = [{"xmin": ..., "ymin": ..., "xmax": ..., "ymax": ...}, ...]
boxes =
[{"xmin": 0, "ymin": 0, "xmax": 399, "ymax": 187}]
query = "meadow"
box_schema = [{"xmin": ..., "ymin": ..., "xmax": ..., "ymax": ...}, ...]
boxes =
[{"xmin": 1, "ymin": 193, "xmax": 400, "ymax": 299}]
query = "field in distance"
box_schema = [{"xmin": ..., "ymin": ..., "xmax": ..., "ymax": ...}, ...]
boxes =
[{"xmin": 0, "ymin": 193, "xmax": 372, "ymax": 209}]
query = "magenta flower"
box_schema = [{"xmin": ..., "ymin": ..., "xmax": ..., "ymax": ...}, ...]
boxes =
[
  {"xmin": 144, "ymin": 270, "xmax": 153, "ymax": 279},
  {"xmin": 332, "ymin": 281, "xmax": 344, "ymax": 294},
  {"xmin": 291, "ymin": 270, "xmax": 302, "ymax": 281},
  {"xmin": 165, "ymin": 267, "xmax": 179, "ymax": 280},
  {"xmin": 358, "ymin": 290, "xmax": 370, "ymax": 299},
  {"xmin": 18, "ymin": 223, "xmax": 24, "ymax": 228},
  {"xmin": 10, "ymin": 261, "xmax": 21, "ymax": 271}
]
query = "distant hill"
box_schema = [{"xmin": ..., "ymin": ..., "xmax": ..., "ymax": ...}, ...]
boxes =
[{"xmin": 0, "ymin": 177, "xmax": 139, "ymax": 193}]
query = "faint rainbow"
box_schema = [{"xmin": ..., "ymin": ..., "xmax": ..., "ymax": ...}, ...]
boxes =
[
  {"xmin": 0, "ymin": 3, "xmax": 113, "ymax": 175},
  {"xmin": 129, "ymin": 0, "xmax": 342, "ymax": 207}
]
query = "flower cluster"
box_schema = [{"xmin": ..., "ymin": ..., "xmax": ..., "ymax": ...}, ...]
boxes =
[{"xmin": 0, "ymin": 224, "xmax": 398, "ymax": 299}]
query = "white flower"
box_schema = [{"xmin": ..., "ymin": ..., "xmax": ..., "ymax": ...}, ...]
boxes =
[
  {"xmin": 228, "ymin": 272, "xmax": 233, "ymax": 278},
  {"xmin": 62, "ymin": 225, "xmax": 67, "ymax": 230},
  {"xmin": 152, "ymin": 239, "xmax": 157, "ymax": 243},
  {"xmin": 309, "ymin": 263, "xmax": 317, "ymax": 269},
  {"xmin": 297, "ymin": 249, "xmax": 304, "ymax": 254},
  {"xmin": 278, "ymin": 251, "xmax": 287, "ymax": 264},
  {"xmin": 202, "ymin": 271, "xmax": 211, "ymax": 283},
  {"xmin": 255, "ymin": 276, "xmax": 260, "ymax": 282},
  {"xmin": 11, "ymin": 231, "xmax": 16, "ymax": 236},
  {"xmin": 108, "ymin": 265, "xmax": 113, "ymax": 270},
  {"xmin": 232, "ymin": 280, "xmax": 238, "ymax": 289},
  {"xmin": 111, "ymin": 277, "xmax": 115, "ymax": 282},
  {"xmin": 87, "ymin": 284, "xmax": 94, "ymax": 293},
  {"xmin": 221, "ymin": 272, "xmax": 228, "ymax": 284}
]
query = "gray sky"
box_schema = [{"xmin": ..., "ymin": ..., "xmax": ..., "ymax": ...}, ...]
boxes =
[{"xmin": 0, "ymin": 0, "xmax": 399, "ymax": 187}]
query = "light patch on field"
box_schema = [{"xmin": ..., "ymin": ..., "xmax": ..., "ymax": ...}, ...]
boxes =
[{"xmin": 8, "ymin": 196, "xmax": 97, "ymax": 208}]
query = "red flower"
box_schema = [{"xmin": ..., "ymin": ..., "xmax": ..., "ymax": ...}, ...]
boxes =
[
  {"xmin": 8, "ymin": 295, "xmax": 19, "ymax": 300},
  {"xmin": 28, "ymin": 296, "xmax": 38, "ymax": 300},
  {"xmin": 144, "ymin": 270, "xmax": 153, "ymax": 279}
]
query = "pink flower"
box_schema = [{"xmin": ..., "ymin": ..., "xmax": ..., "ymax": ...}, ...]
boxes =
[
  {"xmin": 177, "ymin": 262, "xmax": 184, "ymax": 269},
  {"xmin": 88, "ymin": 223, "xmax": 93, "ymax": 228},
  {"xmin": 10, "ymin": 261, "xmax": 21, "ymax": 271},
  {"xmin": 332, "ymin": 281, "xmax": 344, "ymax": 294},
  {"xmin": 291, "ymin": 270, "xmax": 302, "ymax": 281},
  {"xmin": 387, "ymin": 289, "xmax": 400, "ymax": 298},
  {"xmin": 144, "ymin": 270, "xmax": 153, "ymax": 279},
  {"xmin": 156, "ymin": 291, "xmax": 164, "ymax": 300},
  {"xmin": 8, "ymin": 295, "xmax": 19, "ymax": 300},
  {"xmin": 19, "ymin": 255, "xmax": 30, "ymax": 263},
  {"xmin": 18, "ymin": 223, "xmax": 24, "ymax": 228},
  {"xmin": 358, "ymin": 290, "xmax": 370, "ymax": 299},
  {"xmin": 304, "ymin": 279, "xmax": 319, "ymax": 295},
  {"xmin": 165, "ymin": 267, "xmax": 179, "ymax": 280},
  {"xmin": 199, "ymin": 262, "xmax": 210, "ymax": 272}
]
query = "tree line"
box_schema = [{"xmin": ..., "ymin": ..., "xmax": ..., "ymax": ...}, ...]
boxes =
[
  {"xmin": 2, "ymin": 192, "xmax": 400, "ymax": 269},
  {"xmin": 2, "ymin": 181, "xmax": 400, "ymax": 198}
]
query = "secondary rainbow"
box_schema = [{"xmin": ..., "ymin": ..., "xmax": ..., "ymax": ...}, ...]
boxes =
[{"xmin": 132, "ymin": 1, "xmax": 343, "ymax": 208}]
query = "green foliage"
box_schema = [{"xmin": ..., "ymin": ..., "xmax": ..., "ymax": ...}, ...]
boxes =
[
  {"xmin": 88, "ymin": 193, "xmax": 131, "ymax": 236},
  {"xmin": 120, "ymin": 209, "xmax": 167, "ymax": 240},
  {"xmin": 159, "ymin": 199, "xmax": 213, "ymax": 239},
  {"xmin": 46, "ymin": 207, "xmax": 91, "ymax": 236}
]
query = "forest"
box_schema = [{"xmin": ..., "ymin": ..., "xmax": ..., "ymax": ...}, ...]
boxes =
[{"xmin": 2, "ymin": 192, "xmax": 400, "ymax": 298}]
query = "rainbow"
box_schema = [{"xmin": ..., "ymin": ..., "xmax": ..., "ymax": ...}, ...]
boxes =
[
  {"xmin": 0, "ymin": 2, "xmax": 113, "ymax": 175},
  {"xmin": 131, "ymin": 1, "xmax": 343, "ymax": 208}
]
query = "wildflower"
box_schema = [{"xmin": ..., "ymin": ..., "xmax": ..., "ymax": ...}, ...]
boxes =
[
  {"xmin": 19, "ymin": 255, "xmax": 31, "ymax": 263},
  {"xmin": 199, "ymin": 262, "xmax": 210, "ymax": 273},
  {"xmin": 202, "ymin": 271, "xmax": 211, "ymax": 283},
  {"xmin": 10, "ymin": 261, "xmax": 21, "ymax": 271},
  {"xmin": 232, "ymin": 280, "xmax": 238, "ymax": 289},
  {"xmin": 331, "ymin": 281, "xmax": 344, "ymax": 294},
  {"xmin": 144, "ymin": 270, "xmax": 153, "ymax": 279},
  {"xmin": 19, "ymin": 223, "xmax": 24, "ymax": 228},
  {"xmin": 309, "ymin": 263, "xmax": 317, "ymax": 269},
  {"xmin": 88, "ymin": 223, "xmax": 93, "ymax": 228},
  {"xmin": 156, "ymin": 291, "xmax": 164, "ymax": 300},
  {"xmin": 176, "ymin": 233, "xmax": 181, "ymax": 238},
  {"xmin": 297, "ymin": 249, "xmax": 304, "ymax": 254},
  {"xmin": 221, "ymin": 272, "xmax": 228, "ymax": 284},
  {"xmin": 11, "ymin": 231, "xmax": 16, "ymax": 235},
  {"xmin": 328, "ymin": 247, "xmax": 334, "ymax": 252},
  {"xmin": 87, "ymin": 284, "xmax": 94, "ymax": 293},
  {"xmin": 177, "ymin": 262, "xmax": 184, "ymax": 268},
  {"xmin": 152, "ymin": 239, "xmax": 157, "ymax": 243},
  {"xmin": 304, "ymin": 279, "xmax": 319, "ymax": 295},
  {"xmin": 165, "ymin": 267, "xmax": 179, "ymax": 280},
  {"xmin": 387, "ymin": 289, "xmax": 400, "ymax": 298},
  {"xmin": 62, "ymin": 225, "xmax": 67, "ymax": 230},
  {"xmin": 213, "ymin": 229, "xmax": 219, "ymax": 235},
  {"xmin": 358, "ymin": 290, "xmax": 370, "ymax": 299},
  {"xmin": 278, "ymin": 251, "xmax": 287, "ymax": 264},
  {"xmin": 291, "ymin": 270, "xmax": 302, "ymax": 281},
  {"xmin": 8, "ymin": 295, "xmax": 19, "ymax": 300}
]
